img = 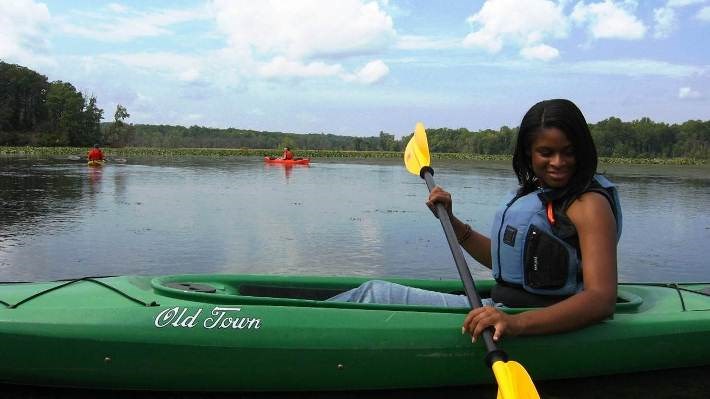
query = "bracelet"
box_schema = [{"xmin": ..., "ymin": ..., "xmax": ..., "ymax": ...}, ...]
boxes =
[{"xmin": 457, "ymin": 223, "xmax": 473, "ymax": 244}]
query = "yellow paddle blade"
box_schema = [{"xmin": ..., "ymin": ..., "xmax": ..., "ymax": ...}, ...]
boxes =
[
  {"xmin": 404, "ymin": 122, "xmax": 431, "ymax": 175},
  {"xmin": 493, "ymin": 360, "xmax": 540, "ymax": 399}
]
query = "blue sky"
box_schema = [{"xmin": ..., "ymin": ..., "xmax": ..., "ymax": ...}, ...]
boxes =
[{"xmin": 1, "ymin": 0, "xmax": 708, "ymax": 137}]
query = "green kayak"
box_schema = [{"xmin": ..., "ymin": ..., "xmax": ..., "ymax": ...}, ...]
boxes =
[{"xmin": 1, "ymin": 274, "xmax": 709, "ymax": 391}]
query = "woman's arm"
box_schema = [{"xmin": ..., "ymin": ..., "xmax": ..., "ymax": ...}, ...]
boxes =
[
  {"xmin": 428, "ymin": 186, "xmax": 492, "ymax": 269},
  {"xmin": 463, "ymin": 191, "xmax": 618, "ymax": 340},
  {"xmin": 453, "ymin": 216, "xmax": 492, "ymax": 269}
]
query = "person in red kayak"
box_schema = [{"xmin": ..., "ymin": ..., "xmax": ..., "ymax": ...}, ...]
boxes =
[
  {"xmin": 282, "ymin": 147, "xmax": 294, "ymax": 160},
  {"xmin": 87, "ymin": 144, "xmax": 104, "ymax": 161}
]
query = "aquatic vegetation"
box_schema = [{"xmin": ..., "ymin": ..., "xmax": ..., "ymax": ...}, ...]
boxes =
[{"xmin": 0, "ymin": 146, "xmax": 704, "ymax": 165}]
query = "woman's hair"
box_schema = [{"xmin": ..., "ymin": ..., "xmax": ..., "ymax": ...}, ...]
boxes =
[{"xmin": 512, "ymin": 99, "xmax": 598, "ymax": 198}]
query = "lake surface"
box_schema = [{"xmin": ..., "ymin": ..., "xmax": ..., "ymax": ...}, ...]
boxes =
[{"xmin": 1, "ymin": 155, "xmax": 708, "ymax": 283}]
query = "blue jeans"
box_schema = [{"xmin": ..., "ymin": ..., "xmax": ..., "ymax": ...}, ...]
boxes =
[{"xmin": 327, "ymin": 280, "xmax": 496, "ymax": 308}]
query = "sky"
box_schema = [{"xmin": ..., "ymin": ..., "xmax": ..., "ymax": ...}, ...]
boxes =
[{"xmin": 1, "ymin": 0, "xmax": 709, "ymax": 137}]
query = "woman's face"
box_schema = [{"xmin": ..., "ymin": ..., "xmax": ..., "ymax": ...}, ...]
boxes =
[{"xmin": 529, "ymin": 127, "xmax": 576, "ymax": 188}]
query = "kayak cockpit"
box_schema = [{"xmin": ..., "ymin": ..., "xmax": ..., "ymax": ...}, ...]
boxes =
[
  {"xmin": 152, "ymin": 274, "xmax": 473, "ymax": 313},
  {"xmin": 164, "ymin": 280, "xmax": 341, "ymax": 300},
  {"xmin": 151, "ymin": 274, "xmax": 645, "ymax": 313}
]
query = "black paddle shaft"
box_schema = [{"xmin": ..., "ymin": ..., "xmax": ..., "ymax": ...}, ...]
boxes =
[{"xmin": 421, "ymin": 167, "xmax": 507, "ymax": 364}]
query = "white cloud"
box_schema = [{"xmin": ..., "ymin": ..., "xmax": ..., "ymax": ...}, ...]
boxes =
[
  {"xmin": 247, "ymin": 108, "xmax": 265, "ymax": 116},
  {"xmin": 178, "ymin": 68, "xmax": 201, "ymax": 82},
  {"xmin": 571, "ymin": 1, "xmax": 646, "ymax": 40},
  {"xmin": 107, "ymin": 3, "xmax": 128, "ymax": 13},
  {"xmin": 211, "ymin": 0, "xmax": 395, "ymax": 83},
  {"xmin": 101, "ymin": 52, "xmax": 204, "ymax": 82},
  {"xmin": 445, "ymin": 57, "xmax": 705, "ymax": 79},
  {"xmin": 678, "ymin": 86, "xmax": 702, "ymax": 99},
  {"xmin": 654, "ymin": 0, "xmax": 708, "ymax": 37},
  {"xmin": 257, "ymin": 57, "xmax": 387, "ymax": 86},
  {"xmin": 667, "ymin": 0, "xmax": 706, "ymax": 7},
  {"xmin": 566, "ymin": 59, "xmax": 704, "ymax": 78},
  {"xmin": 258, "ymin": 57, "xmax": 344, "ymax": 79},
  {"xmin": 520, "ymin": 44, "xmax": 560, "ymax": 61},
  {"xmin": 0, "ymin": 0, "xmax": 52, "ymax": 66},
  {"xmin": 59, "ymin": 6, "xmax": 209, "ymax": 42},
  {"xmin": 698, "ymin": 6, "xmax": 710, "ymax": 21},
  {"xmin": 184, "ymin": 113, "xmax": 204, "ymax": 122},
  {"xmin": 212, "ymin": 0, "xmax": 395, "ymax": 60},
  {"xmin": 653, "ymin": 7, "xmax": 677, "ymax": 38},
  {"xmin": 345, "ymin": 60, "xmax": 390, "ymax": 84},
  {"xmin": 395, "ymin": 35, "xmax": 461, "ymax": 50},
  {"xmin": 463, "ymin": 0, "xmax": 567, "ymax": 60}
]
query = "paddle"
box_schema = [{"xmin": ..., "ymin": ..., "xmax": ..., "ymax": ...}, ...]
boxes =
[
  {"xmin": 108, "ymin": 157, "xmax": 127, "ymax": 164},
  {"xmin": 404, "ymin": 122, "xmax": 539, "ymax": 399},
  {"xmin": 68, "ymin": 154, "xmax": 126, "ymax": 163}
]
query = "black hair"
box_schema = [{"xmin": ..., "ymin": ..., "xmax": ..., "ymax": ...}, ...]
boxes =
[{"xmin": 512, "ymin": 99, "xmax": 597, "ymax": 199}]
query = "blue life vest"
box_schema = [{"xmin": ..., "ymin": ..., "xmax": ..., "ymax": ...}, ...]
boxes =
[{"xmin": 491, "ymin": 175, "xmax": 622, "ymax": 296}]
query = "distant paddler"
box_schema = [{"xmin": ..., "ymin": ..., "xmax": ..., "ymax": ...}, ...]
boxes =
[{"xmin": 87, "ymin": 144, "xmax": 105, "ymax": 167}]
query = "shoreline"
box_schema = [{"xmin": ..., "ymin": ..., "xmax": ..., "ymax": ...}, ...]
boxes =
[{"xmin": 0, "ymin": 146, "xmax": 705, "ymax": 166}]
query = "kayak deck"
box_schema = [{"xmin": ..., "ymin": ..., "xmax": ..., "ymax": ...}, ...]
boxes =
[
  {"xmin": 1, "ymin": 274, "xmax": 709, "ymax": 391},
  {"xmin": 87, "ymin": 160, "xmax": 105, "ymax": 167},
  {"xmin": 263, "ymin": 156, "xmax": 310, "ymax": 165}
]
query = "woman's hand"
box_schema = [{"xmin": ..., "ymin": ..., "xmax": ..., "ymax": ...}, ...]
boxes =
[
  {"xmin": 463, "ymin": 306, "xmax": 523, "ymax": 342},
  {"xmin": 426, "ymin": 186, "xmax": 453, "ymax": 219}
]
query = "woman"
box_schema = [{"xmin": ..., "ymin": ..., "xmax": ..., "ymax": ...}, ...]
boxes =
[{"xmin": 329, "ymin": 99, "xmax": 622, "ymax": 342}]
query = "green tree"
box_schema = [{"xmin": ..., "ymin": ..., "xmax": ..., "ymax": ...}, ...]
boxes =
[
  {"xmin": 45, "ymin": 81, "xmax": 86, "ymax": 145},
  {"xmin": 104, "ymin": 104, "xmax": 135, "ymax": 147},
  {"xmin": 378, "ymin": 131, "xmax": 396, "ymax": 151},
  {"xmin": 0, "ymin": 62, "xmax": 49, "ymax": 143},
  {"xmin": 114, "ymin": 104, "xmax": 129, "ymax": 123},
  {"xmin": 82, "ymin": 95, "xmax": 104, "ymax": 145}
]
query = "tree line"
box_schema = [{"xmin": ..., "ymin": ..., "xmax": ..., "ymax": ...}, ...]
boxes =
[
  {"xmin": 1, "ymin": 62, "xmax": 103, "ymax": 146},
  {"xmin": 1, "ymin": 61, "xmax": 707, "ymax": 159},
  {"xmin": 0, "ymin": 61, "xmax": 135, "ymax": 148},
  {"xmin": 423, "ymin": 119, "xmax": 709, "ymax": 159}
]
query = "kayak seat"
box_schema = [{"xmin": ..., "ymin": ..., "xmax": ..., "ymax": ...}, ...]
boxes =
[
  {"xmin": 238, "ymin": 284, "xmax": 345, "ymax": 301},
  {"xmin": 491, "ymin": 284, "xmax": 570, "ymax": 308},
  {"xmin": 450, "ymin": 285, "xmax": 642, "ymax": 310}
]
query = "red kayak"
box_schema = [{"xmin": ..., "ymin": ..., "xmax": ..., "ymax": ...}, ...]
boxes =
[{"xmin": 264, "ymin": 156, "xmax": 310, "ymax": 165}]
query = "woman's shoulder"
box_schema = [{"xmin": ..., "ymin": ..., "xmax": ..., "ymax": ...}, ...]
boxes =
[
  {"xmin": 566, "ymin": 191, "xmax": 616, "ymax": 232},
  {"xmin": 569, "ymin": 191, "xmax": 611, "ymax": 209}
]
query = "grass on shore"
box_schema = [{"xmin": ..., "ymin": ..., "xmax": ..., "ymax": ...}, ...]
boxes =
[{"xmin": 0, "ymin": 146, "xmax": 705, "ymax": 165}]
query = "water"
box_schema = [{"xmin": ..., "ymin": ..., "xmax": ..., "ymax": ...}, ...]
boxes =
[{"xmin": 0, "ymin": 156, "xmax": 708, "ymax": 283}]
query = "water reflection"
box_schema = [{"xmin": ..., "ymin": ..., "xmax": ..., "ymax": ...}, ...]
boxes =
[
  {"xmin": 0, "ymin": 161, "xmax": 84, "ymax": 235},
  {"xmin": 0, "ymin": 156, "xmax": 708, "ymax": 283},
  {"xmin": 263, "ymin": 162, "xmax": 310, "ymax": 181},
  {"xmin": 113, "ymin": 170, "xmax": 128, "ymax": 203},
  {"xmin": 87, "ymin": 167, "xmax": 102, "ymax": 191}
]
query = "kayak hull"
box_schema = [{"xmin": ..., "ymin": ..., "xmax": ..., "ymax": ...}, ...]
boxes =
[
  {"xmin": 87, "ymin": 160, "xmax": 105, "ymax": 167},
  {"xmin": 1, "ymin": 275, "xmax": 709, "ymax": 391},
  {"xmin": 264, "ymin": 156, "xmax": 310, "ymax": 165}
]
